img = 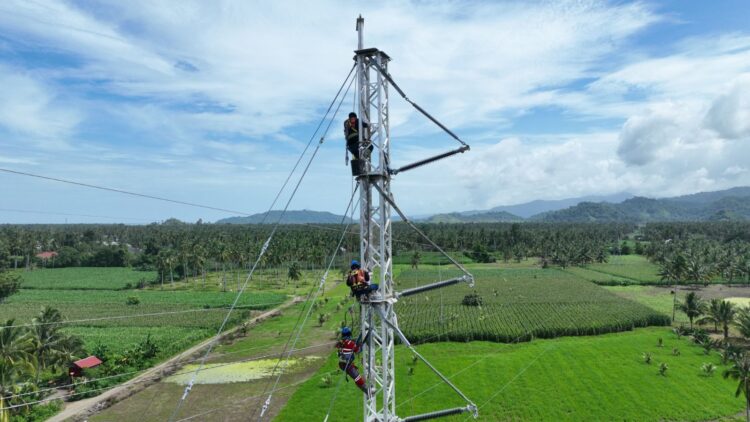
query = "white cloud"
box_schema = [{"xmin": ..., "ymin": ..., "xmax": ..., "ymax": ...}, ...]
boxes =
[
  {"xmin": 705, "ymin": 75, "xmax": 750, "ymax": 140},
  {"xmin": 0, "ymin": 65, "xmax": 80, "ymax": 147},
  {"xmin": 0, "ymin": 0, "xmax": 660, "ymax": 139},
  {"xmin": 2, "ymin": 1, "xmax": 750, "ymax": 221}
]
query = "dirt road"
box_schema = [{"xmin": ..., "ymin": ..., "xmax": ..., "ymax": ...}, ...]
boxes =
[{"xmin": 47, "ymin": 298, "xmax": 300, "ymax": 422}]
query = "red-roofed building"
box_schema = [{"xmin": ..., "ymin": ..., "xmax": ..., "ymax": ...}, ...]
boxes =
[
  {"xmin": 36, "ymin": 251, "xmax": 58, "ymax": 260},
  {"xmin": 69, "ymin": 355, "xmax": 103, "ymax": 377}
]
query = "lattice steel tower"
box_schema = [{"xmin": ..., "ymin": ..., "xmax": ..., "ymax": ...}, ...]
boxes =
[{"xmin": 352, "ymin": 16, "xmax": 478, "ymax": 422}]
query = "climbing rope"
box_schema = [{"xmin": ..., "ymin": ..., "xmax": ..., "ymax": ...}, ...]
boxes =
[
  {"xmin": 166, "ymin": 66, "xmax": 356, "ymax": 422},
  {"xmin": 257, "ymin": 188, "xmax": 359, "ymax": 420}
]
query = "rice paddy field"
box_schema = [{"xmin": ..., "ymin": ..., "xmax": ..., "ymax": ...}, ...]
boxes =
[
  {"xmin": 396, "ymin": 268, "xmax": 670, "ymax": 343},
  {"xmin": 5, "ymin": 267, "xmax": 289, "ymax": 357},
  {"xmin": 15, "ymin": 267, "xmax": 157, "ymax": 289},
  {"xmin": 76, "ymin": 255, "xmax": 748, "ymax": 422}
]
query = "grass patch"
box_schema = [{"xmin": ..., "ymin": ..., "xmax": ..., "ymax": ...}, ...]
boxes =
[
  {"xmin": 587, "ymin": 255, "xmax": 662, "ymax": 284},
  {"xmin": 561, "ymin": 266, "xmax": 633, "ymax": 285},
  {"xmin": 277, "ymin": 328, "xmax": 744, "ymax": 421},
  {"xmin": 16, "ymin": 267, "xmax": 157, "ymax": 290},
  {"xmin": 62, "ymin": 326, "xmax": 213, "ymax": 358}
]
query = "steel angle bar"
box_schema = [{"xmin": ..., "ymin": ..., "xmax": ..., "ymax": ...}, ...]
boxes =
[
  {"xmin": 367, "ymin": 61, "xmax": 468, "ymax": 148},
  {"xmin": 396, "ymin": 275, "xmax": 472, "ymax": 297},
  {"xmin": 390, "ymin": 146, "xmax": 469, "ymax": 175},
  {"xmin": 400, "ymin": 406, "xmax": 477, "ymax": 422},
  {"xmin": 371, "ymin": 183, "xmax": 473, "ymax": 279},
  {"xmin": 374, "ymin": 307, "xmax": 477, "ymax": 411}
]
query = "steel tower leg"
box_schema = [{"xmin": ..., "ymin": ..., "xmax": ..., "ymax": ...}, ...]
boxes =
[{"xmin": 356, "ymin": 16, "xmax": 395, "ymax": 422}]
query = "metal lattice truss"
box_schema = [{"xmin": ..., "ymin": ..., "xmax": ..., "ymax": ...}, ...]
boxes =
[
  {"xmin": 354, "ymin": 16, "xmax": 476, "ymax": 422},
  {"xmin": 355, "ymin": 33, "xmax": 396, "ymax": 421}
]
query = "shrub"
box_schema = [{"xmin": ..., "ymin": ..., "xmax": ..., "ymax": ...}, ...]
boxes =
[
  {"xmin": 658, "ymin": 362, "xmax": 668, "ymax": 376},
  {"xmin": 643, "ymin": 352, "xmax": 652, "ymax": 364},
  {"xmin": 320, "ymin": 374, "xmax": 333, "ymax": 387},
  {"xmin": 701, "ymin": 362, "xmax": 716, "ymax": 376},
  {"xmin": 126, "ymin": 296, "xmax": 140, "ymax": 306},
  {"xmin": 461, "ymin": 293, "xmax": 483, "ymax": 307}
]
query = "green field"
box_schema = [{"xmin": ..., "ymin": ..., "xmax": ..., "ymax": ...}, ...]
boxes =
[
  {"xmin": 90, "ymin": 282, "xmax": 355, "ymax": 422},
  {"xmin": 277, "ymin": 328, "xmax": 744, "ymax": 421},
  {"xmin": 16, "ymin": 267, "xmax": 157, "ymax": 290},
  {"xmin": 587, "ymin": 255, "xmax": 663, "ymax": 284},
  {"xmin": 4, "ymin": 267, "xmax": 290, "ymax": 363},
  {"xmin": 561, "ymin": 266, "xmax": 633, "ymax": 285},
  {"xmin": 62, "ymin": 326, "xmax": 214, "ymax": 357},
  {"xmin": 396, "ymin": 268, "xmax": 670, "ymax": 343},
  {"xmin": 393, "ymin": 251, "xmax": 474, "ymax": 266}
]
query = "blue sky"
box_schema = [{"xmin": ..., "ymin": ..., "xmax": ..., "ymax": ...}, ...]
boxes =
[{"xmin": 1, "ymin": 0, "xmax": 749, "ymax": 224}]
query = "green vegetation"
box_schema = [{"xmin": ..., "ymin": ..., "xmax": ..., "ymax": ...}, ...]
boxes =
[
  {"xmin": 392, "ymin": 251, "xmax": 472, "ymax": 266},
  {"xmin": 396, "ymin": 269, "xmax": 669, "ymax": 343},
  {"xmin": 62, "ymin": 326, "xmax": 213, "ymax": 357},
  {"xmin": 278, "ymin": 328, "xmax": 744, "ymax": 421},
  {"xmin": 1, "ymin": 220, "xmax": 749, "ymax": 420},
  {"xmin": 587, "ymin": 255, "xmax": 662, "ymax": 284},
  {"xmin": 0, "ymin": 270, "xmax": 21, "ymax": 302},
  {"xmin": 16, "ymin": 267, "xmax": 156, "ymax": 290}
]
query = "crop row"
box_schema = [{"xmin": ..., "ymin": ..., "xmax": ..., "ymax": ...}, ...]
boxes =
[
  {"xmin": 394, "ymin": 268, "xmax": 670, "ymax": 343},
  {"xmin": 0, "ymin": 302, "xmax": 252, "ymax": 329},
  {"xmin": 17, "ymin": 267, "xmax": 157, "ymax": 290},
  {"xmin": 6, "ymin": 288, "xmax": 286, "ymax": 308},
  {"xmin": 397, "ymin": 302, "xmax": 670, "ymax": 343}
]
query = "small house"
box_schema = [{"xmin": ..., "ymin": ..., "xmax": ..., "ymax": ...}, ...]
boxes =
[
  {"xmin": 36, "ymin": 251, "xmax": 58, "ymax": 260},
  {"xmin": 69, "ymin": 355, "xmax": 102, "ymax": 377}
]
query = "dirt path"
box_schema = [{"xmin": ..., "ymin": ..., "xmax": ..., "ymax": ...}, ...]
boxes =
[{"xmin": 47, "ymin": 297, "xmax": 301, "ymax": 422}]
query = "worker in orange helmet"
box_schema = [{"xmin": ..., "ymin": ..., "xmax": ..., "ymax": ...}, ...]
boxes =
[{"xmin": 346, "ymin": 260, "xmax": 379, "ymax": 301}]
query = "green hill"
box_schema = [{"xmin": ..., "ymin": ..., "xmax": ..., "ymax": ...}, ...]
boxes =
[
  {"xmin": 425, "ymin": 210, "xmax": 524, "ymax": 223},
  {"xmin": 533, "ymin": 189, "xmax": 750, "ymax": 222},
  {"xmin": 216, "ymin": 210, "xmax": 353, "ymax": 224}
]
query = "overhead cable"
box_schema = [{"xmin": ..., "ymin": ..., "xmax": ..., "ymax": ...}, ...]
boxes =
[
  {"xmin": 167, "ymin": 67, "xmax": 356, "ymax": 422},
  {"xmin": 257, "ymin": 186, "xmax": 358, "ymax": 421},
  {"xmin": 0, "ymin": 167, "xmax": 253, "ymax": 217}
]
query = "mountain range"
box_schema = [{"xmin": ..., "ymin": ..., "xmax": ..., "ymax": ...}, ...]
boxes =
[
  {"xmin": 216, "ymin": 210, "xmax": 355, "ymax": 225},
  {"xmin": 215, "ymin": 186, "xmax": 750, "ymax": 224}
]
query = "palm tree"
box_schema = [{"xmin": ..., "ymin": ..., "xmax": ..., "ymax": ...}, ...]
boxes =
[
  {"xmin": 716, "ymin": 300, "xmax": 738, "ymax": 341},
  {"xmin": 410, "ymin": 251, "xmax": 421, "ymax": 269},
  {"xmin": 679, "ymin": 292, "xmax": 707, "ymax": 330},
  {"xmin": 737, "ymin": 306, "xmax": 750, "ymax": 339},
  {"xmin": 29, "ymin": 307, "xmax": 84, "ymax": 381},
  {"xmin": 660, "ymin": 254, "xmax": 687, "ymax": 322},
  {"xmin": 0, "ymin": 319, "xmax": 34, "ymax": 421},
  {"xmin": 700, "ymin": 298, "xmax": 723, "ymax": 333},
  {"xmin": 685, "ymin": 252, "xmax": 713, "ymax": 287},
  {"xmin": 288, "ymin": 262, "xmax": 301, "ymax": 284},
  {"xmin": 724, "ymin": 355, "xmax": 750, "ymax": 422}
]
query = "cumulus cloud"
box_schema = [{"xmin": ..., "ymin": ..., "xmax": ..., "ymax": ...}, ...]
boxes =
[
  {"xmin": 3, "ymin": 1, "xmax": 750, "ymax": 221},
  {"xmin": 616, "ymin": 102, "xmax": 700, "ymax": 166},
  {"xmin": 0, "ymin": 0, "xmax": 660, "ymax": 140},
  {"xmin": 705, "ymin": 75, "xmax": 750, "ymax": 140}
]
